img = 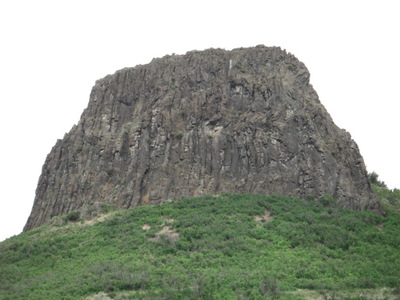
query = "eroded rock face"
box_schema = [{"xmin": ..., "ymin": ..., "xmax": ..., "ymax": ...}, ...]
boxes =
[{"xmin": 24, "ymin": 46, "xmax": 382, "ymax": 231}]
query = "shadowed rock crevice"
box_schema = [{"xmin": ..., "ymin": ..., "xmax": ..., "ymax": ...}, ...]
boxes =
[{"xmin": 24, "ymin": 46, "xmax": 382, "ymax": 231}]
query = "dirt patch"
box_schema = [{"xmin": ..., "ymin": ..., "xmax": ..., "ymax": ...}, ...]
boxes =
[
  {"xmin": 161, "ymin": 218, "xmax": 175, "ymax": 225},
  {"xmin": 83, "ymin": 211, "xmax": 117, "ymax": 226},
  {"xmin": 141, "ymin": 190, "xmax": 150, "ymax": 205},
  {"xmin": 254, "ymin": 210, "xmax": 273, "ymax": 225},
  {"xmin": 142, "ymin": 224, "xmax": 151, "ymax": 230},
  {"xmin": 285, "ymin": 288, "xmax": 400, "ymax": 300},
  {"xmin": 149, "ymin": 226, "xmax": 180, "ymax": 245},
  {"xmin": 85, "ymin": 292, "xmax": 112, "ymax": 300}
]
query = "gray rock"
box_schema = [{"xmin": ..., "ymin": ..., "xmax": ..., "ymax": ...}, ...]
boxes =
[{"xmin": 24, "ymin": 46, "xmax": 383, "ymax": 231}]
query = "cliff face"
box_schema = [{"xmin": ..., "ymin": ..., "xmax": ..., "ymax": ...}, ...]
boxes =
[{"xmin": 24, "ymin": 46, "xmax": 382, "ymax": 231}]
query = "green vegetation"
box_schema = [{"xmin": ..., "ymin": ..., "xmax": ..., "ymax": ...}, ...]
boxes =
[
  {"xmin": 65, "ymin": 210, "xmax": 81, "ymax": 222},
  {"xmin": 100, "ymin": 203, "xmax": 119, "ymax": 214},
  {"xmin": 374, "ymin": 184, "xmax": 400, "ymax": 211},
  {"xmin": 369, "ymin": 172, "xmax": 400, "ymax": 213},
  {"xmin": 369, "ymin": 171, "xmax": 387, "ymax": 188},
  {"xmin": 171, "ymin": 130, "xmax": 184, "ymax": 139},
  {"xmin": 1, "ymin": 193, "xmax": 399, "ymax": 299}
]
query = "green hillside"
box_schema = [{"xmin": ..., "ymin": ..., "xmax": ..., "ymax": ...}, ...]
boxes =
[{"xmin": 1, "ymin": 192, "xmax": 400, "ymax": 299}]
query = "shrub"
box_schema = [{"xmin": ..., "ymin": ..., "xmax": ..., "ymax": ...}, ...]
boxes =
[
  {"xmin": 100, "ymin": 203, "xmax": 118, "ymax": 214},
  {"xmin": 65, "ymin": 211, "xmax": 80, "ymax": 222},
  {"xmin": 259, "ymin": 277, "xmax": 281, "ymax": 298},
  {"xmin": 368, "ymin": 172, "xmax": 387, "ymax": 188},
  {"xmin": 318, "ymin": 194, "xmax": 336, "ymax": 207},
  {"xmin": 171, "ymin": 131, "xmax": 184, "ymax": 139}
]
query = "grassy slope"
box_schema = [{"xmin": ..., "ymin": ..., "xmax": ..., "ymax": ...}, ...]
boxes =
[{"xmin": 1, "ymin": 193, "xmax": 399, "ymax": 299}]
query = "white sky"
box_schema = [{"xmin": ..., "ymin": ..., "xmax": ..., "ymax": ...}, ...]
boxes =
[{"xmin": 1, "ymin": 0, "xmax": 399, "ymax": 242}]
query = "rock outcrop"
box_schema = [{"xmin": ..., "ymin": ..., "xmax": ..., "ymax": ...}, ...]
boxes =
[{"xmin": 24, "ymin": 46, "xmax": 382, "ymax": 231}]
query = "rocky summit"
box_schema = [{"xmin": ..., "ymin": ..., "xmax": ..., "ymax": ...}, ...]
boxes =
[{"xmin": 24, "ymin": 46, "xmax": 382, "ymax": 231}]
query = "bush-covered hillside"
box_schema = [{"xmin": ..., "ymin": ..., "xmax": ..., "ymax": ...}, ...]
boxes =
[{"xmin": 1, "ymin": 193, "xmax": 400, "ymax": 299}]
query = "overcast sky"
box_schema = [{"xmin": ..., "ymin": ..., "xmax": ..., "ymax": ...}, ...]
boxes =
[{"xmin": 1, "ymin": 0, "xmax": 399, "ymax": 242}]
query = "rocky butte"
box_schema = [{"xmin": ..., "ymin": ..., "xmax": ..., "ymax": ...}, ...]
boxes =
[{"xmin": 24, "ymin": 46, "xmax": 383, "ymax": 231}]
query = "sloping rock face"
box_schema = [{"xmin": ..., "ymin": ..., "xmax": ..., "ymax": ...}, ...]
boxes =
[{"xmin": 24, "ymin": 46, "xmax": 381, "ymax": 231}]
